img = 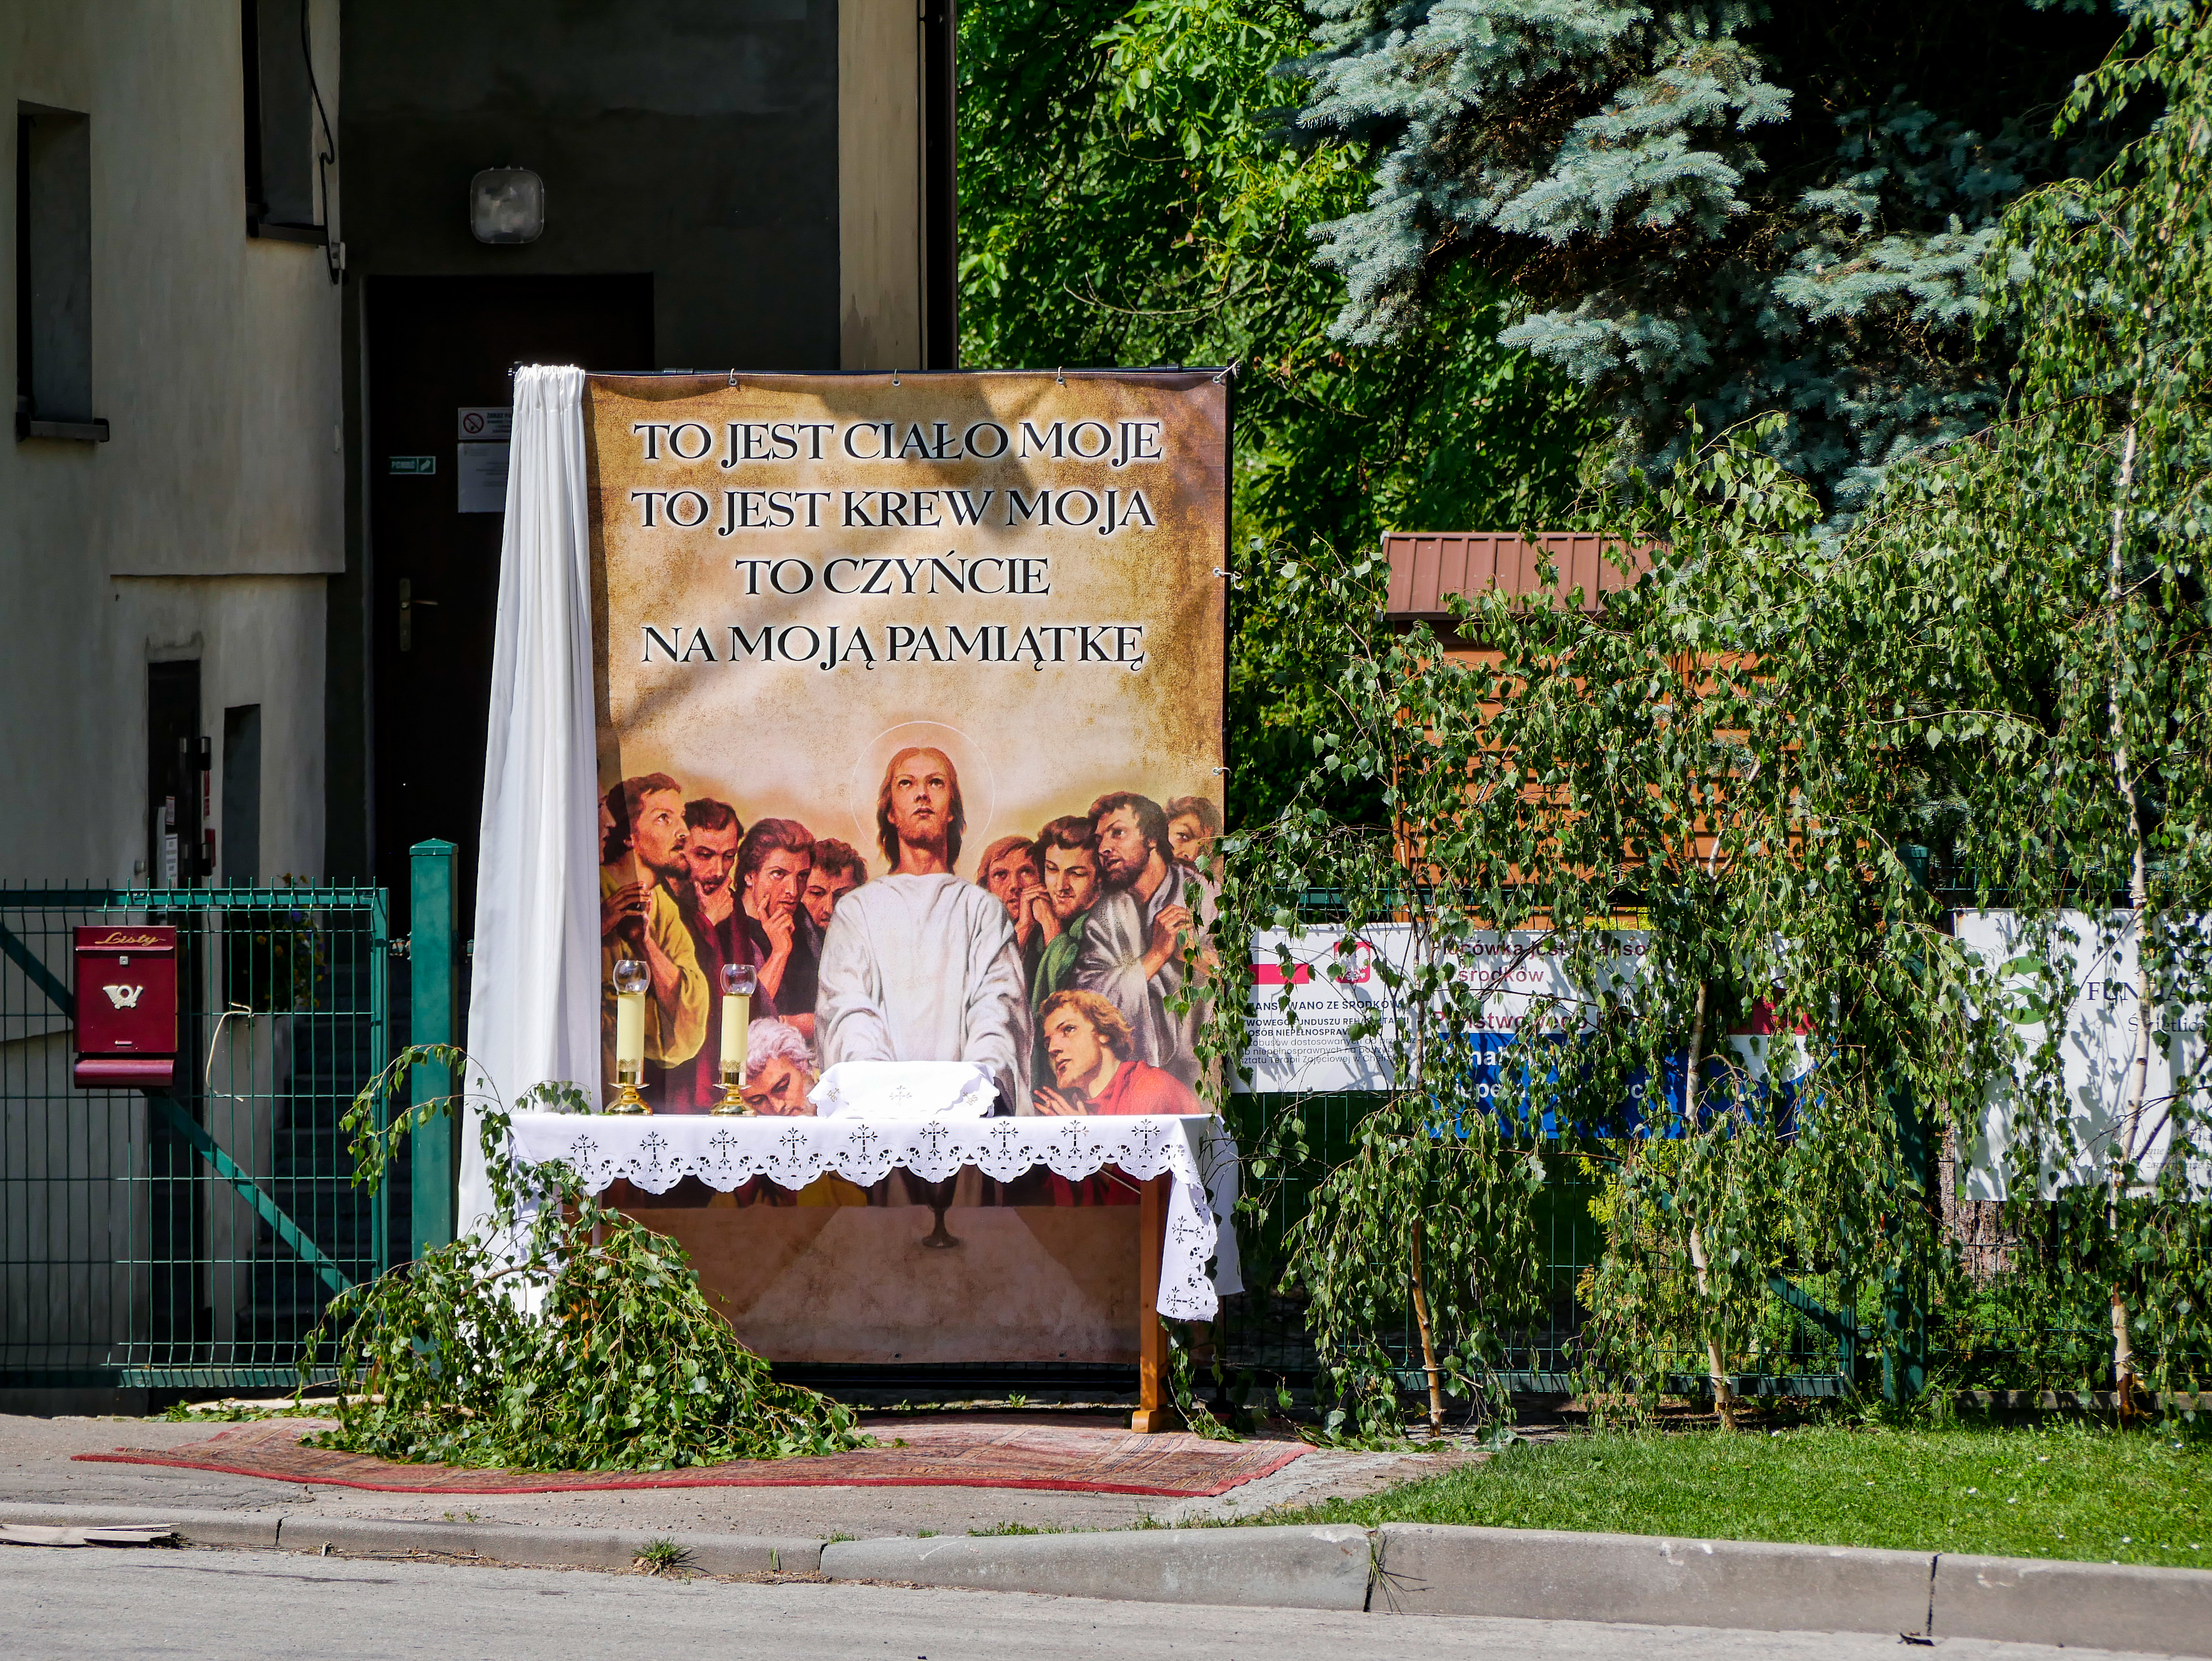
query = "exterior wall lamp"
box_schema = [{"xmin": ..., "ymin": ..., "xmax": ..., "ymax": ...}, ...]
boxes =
[{"xmin": 470, "ymin": 168, "xmax": 545, "ymax": 244}]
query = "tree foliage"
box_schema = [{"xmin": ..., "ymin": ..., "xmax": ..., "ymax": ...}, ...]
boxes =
[
  {"xmin": 1210, "ymin": 438, "xmax": 1934, "ymax": 1424},
  {"xmin": 1283, "ymin": 0, "xmax": 2133, "ymax": 519},
  {"xmin": 1208, "ymin": 0, "xmax": 2212, "ymax": 1419},
  {"xmin": 1843, "ymin": 0, "xmax": 2212, "ymax": 1398},
  {"xmin": 957, "ymin": 0, "xmax": 1599, "ymax": 824}
]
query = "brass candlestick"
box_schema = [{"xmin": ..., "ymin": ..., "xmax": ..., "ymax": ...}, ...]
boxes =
[
  {"xmin": 710, "ymin": 961, "xmax": 757, "ymax": 1115},
  {"xmin": 607, "ymin": 958, "xmax": 650, "ymax": 1114}
]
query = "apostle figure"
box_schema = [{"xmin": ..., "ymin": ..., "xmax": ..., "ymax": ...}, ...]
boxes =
[
  {"xmin": 815, "ymin": 746, "xmax": 1032, "ymax": 1109},
  {"xmin": 740, "ymin": 1017, "xmax": 823, "ymax": 1117},
  {"xmin": 1165, "ymin": 794, "xmax": 1222, "ymax": 871},
  {"xmin": 1029, "ymin": 815, "xmax": 1101, "ymax": 1010},
  {"xmin": 976, "ymin": 833, "xmax": 1048, "ymax": 992},
  {"xmin": 1073, "ymin": 790, "xmax": 1215, "ymax": 1089},
  {"xmin": 665, "ymin": 796, "xmax": 765, "ymax": 1111},
  {"xmin": 741, "ymin": 1017, "xmax": 870, "ymax": 1206},
  {"xmin": 598, "ymin": 773, "xmax": 709, "ymax": 1106},
  {"xmin": 802, "ymin": 839, "xmax": 869, "ymax": 933},
  {"xmin": 735, "ymin": 818, "xmax": 819, "ymax": 1039},
  {"xmin": 1032, "ymin": 989, "xmax": 1199, "ymax": 1116}
]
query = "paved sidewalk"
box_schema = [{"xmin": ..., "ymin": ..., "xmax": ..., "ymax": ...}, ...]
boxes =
[{"xmin": 0, "ymin": 1410, "xmax": 1444, "ymax": 1538}]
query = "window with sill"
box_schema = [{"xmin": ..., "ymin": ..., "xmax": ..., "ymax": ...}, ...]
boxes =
[
  {"xmin": 242, "ymin": 0, "xmax": 335, "ymax": 251},
  {"xmin": 14, "ymin": 103, "xmax": 104, "ymax": 444}
]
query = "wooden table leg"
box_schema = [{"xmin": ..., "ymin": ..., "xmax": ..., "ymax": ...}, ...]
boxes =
[{"xmin": 1130, "ymin": 1172, "xmax": 1183, "ymax": 1434}]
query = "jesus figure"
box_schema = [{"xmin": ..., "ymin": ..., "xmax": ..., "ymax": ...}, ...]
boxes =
[{"xmin": 814, "ymin": 746, "xmax": 1032, "ymax": 1109}]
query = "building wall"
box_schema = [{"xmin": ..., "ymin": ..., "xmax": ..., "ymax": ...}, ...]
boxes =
[
  {"xmin": 1, "ymin": 0, "xmax": 344, "ymax": 884},
  {"xmin": 336, "ymin": 0, "xmax": 851, "ymax": 375},
  {"xmin": 328, "ymin": 0, "xmax": 942, "ymax": 882}
]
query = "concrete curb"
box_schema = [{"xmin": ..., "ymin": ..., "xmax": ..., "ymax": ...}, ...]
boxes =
[
  {"xmin": 270, "ymin": 1516, "xmax": 821, "ymax": 1576},
  {"xmin": 1374, "ymin": 1524, "xmax": 2212, "ymax": 1657},
  {"xmin": 0, "ymin": 1502, "xmax": 281, "ymax": 1550},
  {"xmin": 1374, "ymin": 1523, "xmax": 1933, "ymax": 1633},
  {"xmin": 5, "ymin": 1499, "xmax": 2209, "ymax": 1654},
  {"xmin": 1934, "ymin": 1551, "xmax": 2212, "ymax": 1655},
  {"xmin": 0, "ymin": 1503, "xmax": 817, "ymax": 1575},
  {"xmin": 820, "ymin": 1524, "xmax": 1373, "ymax": 1610}
]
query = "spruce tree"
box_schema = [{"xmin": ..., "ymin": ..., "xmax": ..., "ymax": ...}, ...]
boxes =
[{"xmin": 1286, "ymin": 1, "xmax": 2134, "ymax": 518}]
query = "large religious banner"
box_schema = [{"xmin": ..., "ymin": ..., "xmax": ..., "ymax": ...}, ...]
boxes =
[{"xmin": 579, "ymin": 371, "xmax": 1226, "ymax": 1361}]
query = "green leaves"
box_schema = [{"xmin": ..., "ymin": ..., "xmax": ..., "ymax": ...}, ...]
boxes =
[
  {"xmin": 302, "ymin": 1055, "xmax": 865, "ymax": 1471},
  {"xmin": 960, "ymin": 0, "xmax": 1598, "ymax": 825},
  {"xmin": 1204, "ymin": 2, "xmax": 2212, "ymax": 1416},
  {"xmin": 1283, "ymin": 1094, "xmax": 1545, "ymax": 1433}
]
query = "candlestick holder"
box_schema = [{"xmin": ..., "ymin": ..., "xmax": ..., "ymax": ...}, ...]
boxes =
[
  {"xmin": 607, "ymin": 958, "xmax": 650, "ymax": 1114},
  {"xmin": 711, "ymin": 961, "xmax": 757, "ymax": 1116}
]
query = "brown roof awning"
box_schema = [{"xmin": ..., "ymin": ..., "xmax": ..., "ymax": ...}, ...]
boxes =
[{"xmin": 1382, "ymin": 532, "xmax": 1653, "ymax": 622}]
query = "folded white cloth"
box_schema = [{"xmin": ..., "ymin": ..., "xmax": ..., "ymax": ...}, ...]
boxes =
[{"xmin": 808, "ymin": 1061, "xmax": 998, "ymax": 1121}]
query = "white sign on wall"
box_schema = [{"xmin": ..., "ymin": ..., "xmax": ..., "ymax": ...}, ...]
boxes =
[
  {"xmin": 1238, "ymin": 926, "xmax": 1809, "ymax": 1109},
  {"xmin": 456, "ymin": 407, "xmax": 513, "ymax": 514},
  {"xmin": 1955, "ymin": 910, "xmax": 2210, "ymax": 1198}
]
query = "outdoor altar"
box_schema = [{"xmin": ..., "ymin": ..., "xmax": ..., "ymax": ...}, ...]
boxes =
[
  {"xmin": 460, "ymin": 365, "xmax": 1233, "ymax": 1432},
  {"xmin": 505, "ymin": 1110, "xmax": 1240, "ymax": 1431}
]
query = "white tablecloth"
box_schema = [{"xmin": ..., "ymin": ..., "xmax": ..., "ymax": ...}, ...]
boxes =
[{"xmin": 504, "ymin": 1112, "xmax": 1244, "ymax": 1320}]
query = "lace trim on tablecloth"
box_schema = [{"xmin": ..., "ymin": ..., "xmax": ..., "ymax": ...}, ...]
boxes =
[{"xmin": 504, "ymin": 1112, "xmax": 1237, "ymax": 1320}]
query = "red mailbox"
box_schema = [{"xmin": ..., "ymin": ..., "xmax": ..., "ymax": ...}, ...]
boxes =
[{"xmin": 73, "ymin": 926, "xmax": 178, "ymax": 1088}]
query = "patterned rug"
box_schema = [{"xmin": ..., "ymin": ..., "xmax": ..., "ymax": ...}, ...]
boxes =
[{"xmin": 76, "ymin": 1415, "xmax": 1308, "ymax": 1499}]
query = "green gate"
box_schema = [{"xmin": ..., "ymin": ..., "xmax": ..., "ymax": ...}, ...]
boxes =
[{"xmin": 1, "ymin": 883, "xmax": 397, "ymax": 1393}]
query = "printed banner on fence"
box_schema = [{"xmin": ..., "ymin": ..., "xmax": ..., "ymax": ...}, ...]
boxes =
[
  {"xmin": 1240, "ymin": 926, "xmax": 1599, "ymax": 1094},
  {"xmin": 587, "ymin": 370, "xmax": 1226, "ymax": 1117},
  {"xmin": 1240, "ymin": 926, "xmax": 1808, "ymax": 1110}
]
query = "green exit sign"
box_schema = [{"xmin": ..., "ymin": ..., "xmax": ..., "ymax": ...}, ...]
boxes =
[{"xmin": 388, "ymin": 456, "xmax": 437, "ymax": 475}]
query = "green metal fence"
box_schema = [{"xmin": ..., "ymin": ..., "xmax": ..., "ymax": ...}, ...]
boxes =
[
  {"xmin": 1, "ymin": 870, "xmax": 1874, "ymax": 1406},
  {"xmin": 1, "ymin": 884, "xmax": 395, "ymax": 1392},
  {"xmin": 1216, "ymin": 1091, "xmax": 1868, "ymax": 1402}
]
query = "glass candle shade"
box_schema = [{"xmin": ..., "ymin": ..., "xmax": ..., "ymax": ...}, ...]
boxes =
[
  {"xmin": 609, "ymin": 958, "xmax": 650, "ymax": 1113},
  {"xmin": 713, "ymin": 961, "xmax": 757, "ymax": 1115},
  {"xmin": 719, "ymin": 961, "xmax": 756, "ymax": 1073}
]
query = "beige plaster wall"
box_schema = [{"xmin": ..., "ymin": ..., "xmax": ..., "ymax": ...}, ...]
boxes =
[{"xmin": 0, "ymin": 1, "xmax": 344, "ymax": 883}]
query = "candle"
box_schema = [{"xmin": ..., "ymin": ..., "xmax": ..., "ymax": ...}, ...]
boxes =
[
  {"xmin": 615, "ymin": 989, "xmax": 646, "ymax": 1079},
  {"xmin": 609, "ymin": 958, "xmax": 649, "ymax": 1113},
  {"xmin": 715, "ymin": 961, "xmax": 757, "ymax": 1115},
  {"xmin": 720, "ymin": 989, "xmax": 750, "ymax": 1072}
]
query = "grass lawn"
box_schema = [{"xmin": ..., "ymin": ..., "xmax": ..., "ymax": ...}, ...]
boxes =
[{"xmin": 1266, "ymin": 1422, "xmax": 2211, "ymax": 1569}]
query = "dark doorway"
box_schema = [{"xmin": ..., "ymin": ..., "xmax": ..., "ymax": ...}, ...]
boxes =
[
  {"xmin": 147, "ymin": 660, "xmax": 203, "ymax": 888},
  {"xmin": 221, "ymin": 704, "xmax": 263, "ymax": 887},
  {"xmin": 145, "ymin": 659, "xmax": 206, "ymax": 1348},
  {"xmin": 367, "ymin": 274, "xmax": 652, "ymax": 933}
]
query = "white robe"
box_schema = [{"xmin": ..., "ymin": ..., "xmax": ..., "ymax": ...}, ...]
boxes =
[{"xmin": 815, "ymin": 873, "xmax": 1032, "ymax": 1111}]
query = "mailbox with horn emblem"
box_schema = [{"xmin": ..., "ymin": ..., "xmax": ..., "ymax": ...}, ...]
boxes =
[{"xmin": 73, "ymin": 926, "xmax": 178, "ymax": 1088}]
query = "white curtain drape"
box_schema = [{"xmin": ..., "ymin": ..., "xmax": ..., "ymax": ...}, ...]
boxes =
[{"xmin": 458, "ymin": 365, "xmax": 600, "ymax": 1233}]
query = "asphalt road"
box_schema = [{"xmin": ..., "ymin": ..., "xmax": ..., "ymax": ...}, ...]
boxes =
[{"xmin": 0, "ymin": 1548, "xmax": 2175, "ymax": 1661}]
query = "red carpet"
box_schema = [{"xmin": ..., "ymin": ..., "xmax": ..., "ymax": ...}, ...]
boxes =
[{"xmin": 77, "ymin": 1414, "xmax": 1307, "ymax": 1499}]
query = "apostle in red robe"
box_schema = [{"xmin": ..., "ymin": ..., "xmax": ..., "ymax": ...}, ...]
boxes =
[{"xmin": 1032, "ymin": 988, "xmax": 1199, "ymax": 1117}]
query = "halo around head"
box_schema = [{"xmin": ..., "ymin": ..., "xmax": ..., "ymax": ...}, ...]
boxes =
[{"xmin": 848, "ymin": 721, "xmax": 998, "ymax": 873}]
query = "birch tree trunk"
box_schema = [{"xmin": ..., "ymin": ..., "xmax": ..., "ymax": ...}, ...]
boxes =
[
  {"xmin": 2105, "ymin": 417, "xmax": 2149, "ymax": 1409},
  {"xmin": 1681, "ymin": 979, "xmax": 1736, "ymax": 1429},
  {"xmin": 1408, "ymin": 1220, "xmax": 1446, "ymax": 1434}
]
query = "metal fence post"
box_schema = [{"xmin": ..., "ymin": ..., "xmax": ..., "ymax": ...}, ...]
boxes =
[{"xmin": 409, "ymin": 841, "xmax": 458, "ymax": 1257}]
